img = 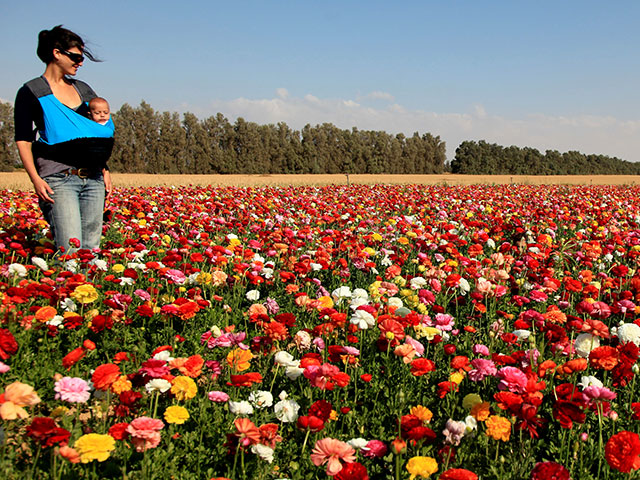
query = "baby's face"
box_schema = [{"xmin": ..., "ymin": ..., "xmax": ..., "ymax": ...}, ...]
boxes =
[{"xmin": 90, "ymin": 102, "xmax": 110, "ymax": 123}]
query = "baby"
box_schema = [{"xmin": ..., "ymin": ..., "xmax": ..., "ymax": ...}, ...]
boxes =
[{"xmin": 88, "ymin": 97, "xmax": 111, "ymax": 125}]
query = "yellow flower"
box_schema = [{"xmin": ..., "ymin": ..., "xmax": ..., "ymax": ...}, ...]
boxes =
[
  {"xmin": 170, "ymin": 376, "xmax": 197, "ymax": 401},
  {"xmin": 196, "ymin": 272, "xmax": 212, "ymax": 284},
  {"xmin": 462, "ymin": 393, "xmax": 483, "ymax": 410},
  {"xmin": 71, "ymin": 284, "xmax": 99, "ymax": 304},
  {"xmin": 406, "ymin": 456, "xmax": 438, "ymax": 479},
  {"xmin": 164, "ymin": 405, "xmax": 189, "ymax": 424},
  {"xmin": 112, "ymin": 264, "xmax": 125, "ymax": 273},
  {"xmin": 410, "ymin": 405, "xmax": 433, "ymax": 423},
  {"xmin": 110, "ymin": 375, "xmax": 132, "ymax": 394},
  {"xmin": 485, "ymin": 415, "xmax": 511, "ymax": 441},
  {"xmin": 74, "ymin": 433, "xmax": 115, "ymax": 463},
  {"xmin": 449, "ymin": 371, "xmax": 465, "ymax": 385}
]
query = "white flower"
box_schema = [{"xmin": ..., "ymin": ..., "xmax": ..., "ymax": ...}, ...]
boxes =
[
  {"xmin": 91, "ymin": 259, "xmax": 108, "ymax": 271},
  {"xmin": 7, "ymin": 264, "xmax": 27, "ymax": 277},
  {"xmin": 46, "ymin": 315, "xmax": 64, "ymax": 327},
  {"xmin": 145, "ymin": 378, "xmax": 172, "ymax": 393},
  {"xmin": 119, "ymin": 277, "xmax": 135, "ymax": 286},
  {"xmin": 410, "ymin": 276, "xmax": 427, "ymax": 290},
  {"xmin": 617, "ymin": 323, "xmax": 640, "ymax": 346},
  {"xmin": 251, "ymin": 444, "xmax": 274, "ymax": 463},
  {"xmin": 512, "ymin": 330, "xmax": 531, "ymax": 340},
  {"xmin": 228, "ymin": 400, "xmax": 254, "ymax": 415},
  {"xmin": 486, "ymin": 239, "xmax": 496, "ymax": 249},
  {"xmin": 331, "ymin": 286, "xmax": 352, "ymax": 304},
  {"xmin": 574, "ymin": 333, "xmax": 600, "ymax": 358},
  {"xmin": 458, "ymin": 278, "xmax": 470, "ymax": 295},
  {"xmin": 350, "ymin": 309, "xmax": 376, "ymax": 330},
  {"xmin": 310, "ymin": 263, "xmax": 322, "ymax": 271},
  {"xmin": 153, "ymin": 350, "xmax": 174, "ymax": 362},
  {"xmin": 349, "ymin": 297, "xmax": 369, "ymax": 311},
  {"xmin": 579, "ymin": 375, "xmax": 603, "ymax": 390},
  {"xmin": 352, "ymin": 288, "xmax": 369, "ymax": 300},
  {"xmin": 387, "ymin": 297, "xmax": 403, "ymax": 308},
  {"xmin": 64, "ymin": 260, "xmax": 78, "ymax": 273},
  {"xmin": 248, "ymin": 390, "xmax": 273, "ymax": 409},
  {"xmin": 246, "ymin": 290, "xmax": 261, "ymax": 301},
  {"xmin": 284, "ymin": 366, "xmax": 305, "ymax": 380},
  {"xmin": 31, "ymin": 257, "xmax": 48, "ymax": 271},
  {"xmin": 61, "ymin": 298, "xmax": 77, "ymax": 312},
  {"xmin": 274, "ymin": 397, "xmax": 300, "ymax": 422},
  {"xmin": 274, "ymin": 351, "xmax": 299, "ymax": 367},
  {"xmin": 347, "ymin": 438, "xmax": 369, "ymax": 450},
  {"xmin": 464, "ymin": 415, "xmax": 477, "ymax": 433}
]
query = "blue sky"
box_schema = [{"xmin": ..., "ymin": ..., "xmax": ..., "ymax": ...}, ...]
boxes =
[{"xmin": 2, "ymin": 1, "xmax": 639, "ymax": 162}]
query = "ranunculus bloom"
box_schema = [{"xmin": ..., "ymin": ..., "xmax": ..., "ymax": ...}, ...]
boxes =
[
  {"xmin": 311, "ymin": 438, "xmax": 356, "ymax": 476},
  {"xmin": 127, "ymin": 416, "xmax": 164, "ymax": 452},
  {"xmin": 530, "ymin": 461, "xmax": 570, "ymax": 480},
  {"xmin": 440, "ymin": 468, "xmax": 478, "ymax": 480},
  {"xmin": 26, "ymin": 417, "xmax": 70, "ymax": 447},
  {"xmin": 605, "ymin": 431, "xmax": 640, "ymax": 473},
  {"xmin": 335, "ymin": 461, "xmax": 369, "ymax": 480},
  {"xmin": 406, "ymin": 456, "xmax": 438, "ymax": 479},
  {"xmin": 92, "ymin": 364, "xmax": 121, "ymax": 391},
  {"xmin": 171, "ymin": 376, "xmax": 197, "ymax": 401},
  {"xmin": 0, "ymin": 329, "xmax": 19, "ymax": 360},
  {"xmin": 0, "ymin": 381, "xmax": 41, "ymax": 420},
  {"xmin": 54, "ymin": 377, "xmax": 91, "ymax": 403},
  {"xmin": 496, "ymin": 367, "xmax": 528, "ymax": 393},
  {"xmin": 74, "ymin": 433, "xmax": 116, "ymax": 462},
  {"xmin": 164, "ymin": 405, "xmax": 189, "ymax": 424},
  {"xmin": 485, "ymin": 415, "xmax": 511, "ymax": 442}
]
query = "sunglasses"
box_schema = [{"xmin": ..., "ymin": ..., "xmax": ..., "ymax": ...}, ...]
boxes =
[{"xmin": 60, "ymin": 50, "xmax": 85, "ymax": 64}]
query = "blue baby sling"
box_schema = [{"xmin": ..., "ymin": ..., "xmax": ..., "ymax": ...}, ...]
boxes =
[{"xmin": 25, "ymin": 76, "xmax": 114, "ymax": 168}]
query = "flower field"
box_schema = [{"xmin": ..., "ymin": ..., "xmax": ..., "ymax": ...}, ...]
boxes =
[{"xmin": 1, "ymin": 183, "xmax": 640, "ymax": 479}]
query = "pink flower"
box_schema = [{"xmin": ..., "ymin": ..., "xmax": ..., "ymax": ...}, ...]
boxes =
[
  {"xmin": 362, "ymin": 439, "xmax": 387, "ymax": 458},
  {"xmin": 590, "ymin": 301, "xmax": 611, "ymax": 320},
  {"xmin": 304, "ymin": 364, "xmax": 340, "ymax": 390},
  {"xmin": 583, "ymin": 386, "xmax": 617, "ymax": 405},
  {"xmin": 164, "ymin": 269, "xmax": 186, "ymax": 284},
  {"xmin": 139, "ymin": 359, "xmax": 170, "ymax": 378},
  {"xmin": 442, "ymin": 419, "xmax": 466, "ymax": 446},
  {"xmin": 433, "ymin": 313, "xmax": 455, "ymax": 331},
  {"xmin": 497, "ymin": 366, "xmax": 528, "ymax": 393},
  {"xmin": 472, "ymin": 344, "xmax": 490, "ymax": 356},
  {"xmin": 54, "ymin": 377, "xmax": 91, "ymax": 403},
  {"xmin": 310, "ymin": 437, "xmax": 356, "ymax": 476},
  {"xmin": 468, "ymin": 358, "xmax": 497, "ymax": 382},
  {"xmin": 405, "ymin": 336, "xmax": 425, "ymax": 356},
  {"xmin": 126, "ymin": 417, "xmax": 164, "ymax": 452},
  {"xmin": 208, "ymin": 391, "xmax": 230, "ymax": 402},
  {"xmin": 0, "ymin": 361, "xmax": 10, "ymax": 374}
]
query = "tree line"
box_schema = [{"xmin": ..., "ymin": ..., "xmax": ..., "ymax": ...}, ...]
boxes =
[
  {"xmin": 1, "ymin": 99, "xmax": 636, "ymax": 175},
  {"xmin": 451, "ymin": 140, "xmax": 640, "ymax": 175},
  {"xmin": 0, "ymin": 100, "xmax": 445, "ymax": 174}
]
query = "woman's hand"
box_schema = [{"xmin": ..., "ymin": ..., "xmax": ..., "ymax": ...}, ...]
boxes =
[
  {"xmin": 33, "ymin": 176, "xmax": 55, "ymax": 203},
  {"xmin": 103, "ymin": 169, "xmax": 113, "ymax": 199}
]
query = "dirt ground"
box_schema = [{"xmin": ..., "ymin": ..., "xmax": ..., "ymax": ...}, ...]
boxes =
[{"xmin": 0, "ymin": 172, "xmax": 638, "ymax": 190}]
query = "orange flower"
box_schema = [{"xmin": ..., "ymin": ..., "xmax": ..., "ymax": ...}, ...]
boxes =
[
  {"xmin": 410, "ymin": 405, "xmax": 433, "ymax": 423},
  {"xmin": 394, "ymin": 344, "xmax": 417, "ymax": 363},
  {"xmin": 485, "ymin": 415, "xmax": 511, "ymax": 442},
  {"xmin": 589, "ymin": 346, "xmax": 619, "ymax": 371},
  {"xmin": 92, "ymin": 364, "xmax": 121, "ymax": 391},
  {"xmin": 226, "ymin": 348, "xmax": 253, "ymax": 372},
  {"xmin": 170, "ymin": 355, "xmax": 204, "ymax": 378},
  {"xmin": 234, "ymin": 418, "xmax": 261, "ymax": 447},
  {"xmin": 263, "ymin": 321, "xmax": 289, "ymax": 341},
  {"xmin": 556, "ymin": 358, "xmax": 588, "ymax": 376},
  {"xmin": 537, "ymin": 360, "xmax": 557, "ymax": 377},
  {"xmin": 471, "ymin": 402, "xmax": 491, "ymax": 422},
  {"xmin": 543, "ymin": 308, "xmax": 566, "ymax": 324},
  {"xmin": 0, "ymin": 382, "xmax": 41, "ymax": 420},
  {"xmin": 35, "ymin": 306, "xmax": 57, "ymax": 323}
]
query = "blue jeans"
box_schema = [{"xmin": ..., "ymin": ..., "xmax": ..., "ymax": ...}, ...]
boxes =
[{"xmin": 39, "ymin": 172, "xmax": 105, "ymax": 251}]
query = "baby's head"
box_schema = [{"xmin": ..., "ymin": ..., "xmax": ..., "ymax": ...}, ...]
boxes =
[{"xmin": 89, "ymin": 97, "xmax": 110, "ymax": 125}]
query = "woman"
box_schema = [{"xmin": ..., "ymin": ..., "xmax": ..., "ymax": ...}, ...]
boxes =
[{"xmin": 14, "ymin": 25, "xmax": 113, "ymax": 252}]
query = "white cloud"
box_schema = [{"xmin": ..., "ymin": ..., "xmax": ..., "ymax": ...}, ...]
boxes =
[
  {"xmin": 180, "ymin": 92, "xmax": 640, "ymax": 162},
  {"xmin": 366, "ymin": 91, "xmax": 395, "ymax": 101}
]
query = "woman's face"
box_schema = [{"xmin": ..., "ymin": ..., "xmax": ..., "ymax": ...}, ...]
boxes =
[{"xmin": 54, "ymin": 46, "xmax": 84, "ymax": 76}]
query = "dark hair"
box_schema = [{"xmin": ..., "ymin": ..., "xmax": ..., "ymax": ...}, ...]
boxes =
[{"xmin": 36, "ymin": 25, "xmax": 99, "ymax": 64}]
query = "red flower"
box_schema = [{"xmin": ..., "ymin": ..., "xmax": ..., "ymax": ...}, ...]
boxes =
[
  {"xmin": 309, "ymin": 400, "xmax": 333, "ymax": 422},
  {"xmin": 62, "ymin": 347, "xmax": 86, "ymax": 370},
  {"xmin": 0, "ymin": 329, "xmax": 18, "ymax": 360},
  {"xmin": 297, "ymin": 415, "xmax": 325, "ymax": 432},
  {"xmin": 26, "ymin": 417, "xmax": 70, "ymax": 447},
  {"xmin": 553, "ymin": 400, "xmax": 585, "ymax": 429},
  {"xmin": 440, "ymin": 468, "xmax": 478, "ymax": 480},
  {"xmin": 228, "ymin": 372, "xmax": 262, "ymax": 387},
  {"xmin": 589, "ymin": 346, "xmax": 619, "ymax": 370},
  {"xmin": 605, "ymin": 431, "xmax": 640, "ymax": 473},
  {"xmin": 92, "ymin": 363, "xmax": 121, "ymax": 391},
  {"xmin": 108, "ymin": 422, "xmax": 130, "ymax": 440},
  {"xmin": 530, "ymin": 461, "xmax": 570, "ymax": 480},
  {"xmin": 335, "ymin": 461, "xmax": 369, "ymax": 480},
  {"xmin": 410, "ymin": 358, "xmax": 435, "ymax": 376}
]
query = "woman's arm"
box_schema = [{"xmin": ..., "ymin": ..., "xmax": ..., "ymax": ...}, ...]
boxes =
[
  {"xmin": 103, "ymin": 168, "xmax": 112, "ymax": 199},
  {"xmin": 16, "ymin": 141, "xmax": 54, "ymax": 203}
]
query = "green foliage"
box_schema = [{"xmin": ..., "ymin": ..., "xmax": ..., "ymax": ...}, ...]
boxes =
[
  {"xmin": 0, "ymin": 101, "xmax": 19, "ymax": 172},
  {"xmin": 451, "ymin": 140, "xmax": 639, "ymax": 175}
]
